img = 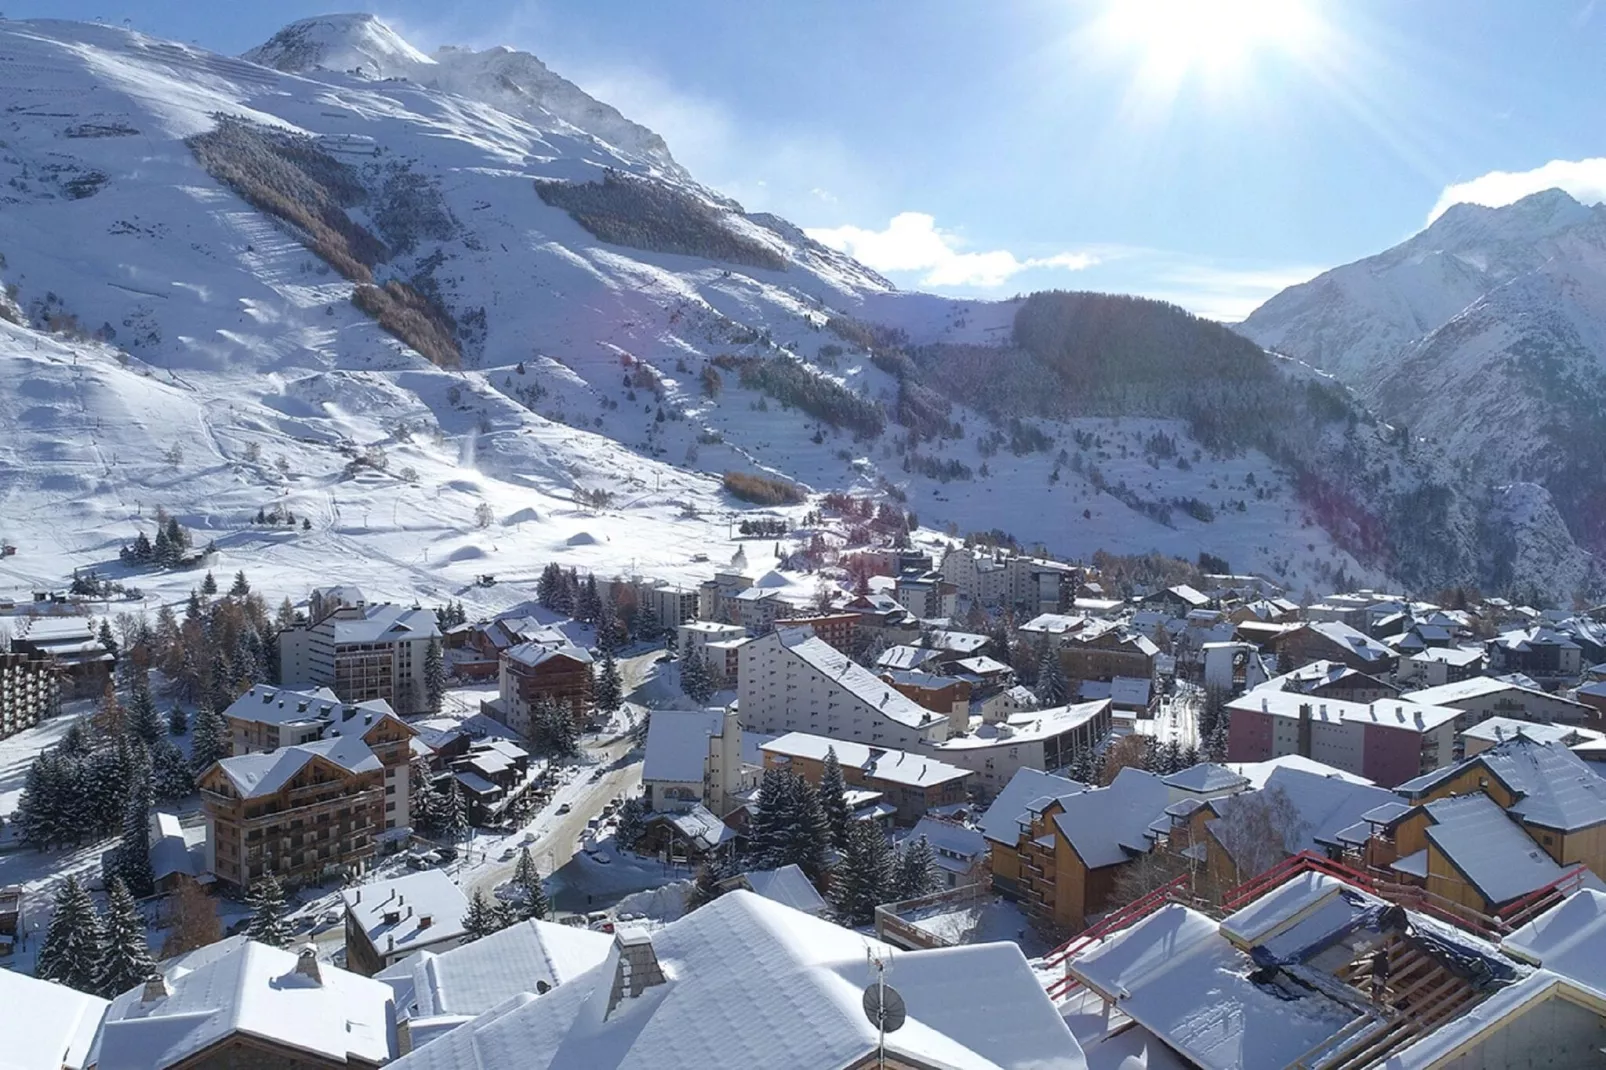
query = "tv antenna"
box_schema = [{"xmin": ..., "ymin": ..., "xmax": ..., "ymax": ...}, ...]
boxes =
[{"xmin": 862, "ymin": 949, "xmax": 906, "ymax": 1069}]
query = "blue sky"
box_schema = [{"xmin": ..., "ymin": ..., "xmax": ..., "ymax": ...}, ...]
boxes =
[{"xmin": 11, "ymin": 1, "xmax": 1606, "ymax": 318}]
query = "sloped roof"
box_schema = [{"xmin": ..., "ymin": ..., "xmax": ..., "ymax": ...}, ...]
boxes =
[
  {"xmin": 739, "ymin": 864, "xmax": 828, "ymax": 915},
  {"xmin": 0, "ymin": 968, "xmax": 108, "ymax": 1070},
  {"xmin": 327, "ymin": 603, "xmax": 438, "ymax": 644},
  {"xmin": 774, "ymin": 629, "xmax": 941, "ymax": 731},
  {"xmin": 1207, "ymin": 768, "xmax": 1398, "ymax": 862},
  {"xmin": 642, "ymin": 710, "xmax": 725, "ymax": 785},
  {"xmin": 505, "ymin": 638, "xmax": 593, "ymax": 668},
  {"xmin": 382, "ymin": 919, "xmax": 612, "ymax": 1025},
  {"xmin": 92, "ymin": 940, "xmax": 393, "ymax": 1069},
  {"xmin": 1161, "ymin": 763, "xmax": 1249, "ymax": 795},
  {"xmin": 932, "ymin": 700, "xmax": 1108, "ymax": 752},
  {"xmin": 1401, "ymin": 737, "xmax": 1606, "ymax": 832},
  {"xmin": 382, "ymin": 890, "xmax": 1083, "ymax": 1070},
  {"xmin": 1423, "ymin": 794, "xmax": 1570, "ymax": 905},
  {"xmin": 1228, "ymin": 754, "xmax": 1375, "ymax": 790},
  {"xmin": 1403, "ymin": 675, "xmax": 1587, "ymax": 711},
  {"xmin": 1052, "ymin": 768, "xmax": 1169, "ymax": 869},
  {"xmin": 1501, "ymin": 888, "xmax": 1606, "ymax": 990},
  {"xmin": 976, "ymin": 767, "xmax": 1086, "ymax": 845},
  {"xmin": 343, "ymin": 869, "xmax": 470, "ymax": 959},
  {"xmin": 1304, "ymin": 621, "xmax": 1397, "ymax": 663},
  {"xmin": 763, "ymin": 732, "xmax": 971, "ymax": 788}
]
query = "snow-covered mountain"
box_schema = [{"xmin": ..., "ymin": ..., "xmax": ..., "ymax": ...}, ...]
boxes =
[
  {"xmin": 0, "ymin": 15, "xmax": 1583, "ymax": 608},
  {"xmin": 1241, "ymin": 189, "xmax": 1606, "ymax": 596}
]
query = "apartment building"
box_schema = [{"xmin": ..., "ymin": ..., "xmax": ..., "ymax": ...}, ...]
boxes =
[
  {"xmin": 199, "ymin": 702, "xmax": 417, "ymax": 892},
  {"xmin": 10, "ymin": 616, "xmax": 114, "ymax": 700},
  {"xmin": 738, "ymin": 626, "xmax": 950, "ymax": 749},
  {"xmin": 1225, "ymin": 688, "xmax": 1461, "ymax": 788},
  {"xmin": 641, "ymin": 708, "xmax": 747, "ymax": 815},
  {"xmin": 342, "ymin": 869, "xmax": 470, "ymax": 976},
  {"xmin": 491, "ymin": 637, "xmax": 594, "ymax": 735},
  {"xmin": 278, "ymin": 594, "xmax": 439, "ymax": 715},
  {"xmin": 760, "ymin": 731, "xmax": 972, "ymax": 824},
  {"xmin": 924, "ymin": 699, "xmax": 1111, "ymax": 794},
  {"xmin": 0, "ymin": 650, "xmax": 59, "ymax": 741},
  {"xmin": 676, "ymin": 621, "xmax": 748, "ymax": 686}
]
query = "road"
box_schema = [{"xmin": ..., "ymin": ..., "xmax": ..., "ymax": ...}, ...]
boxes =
[{"xmin": 461, "ymin": 647, "xmax": 661, "ymax": 906}]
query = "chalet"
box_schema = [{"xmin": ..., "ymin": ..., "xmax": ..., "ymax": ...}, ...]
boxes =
[
  {"xmin": 1459, "ymin": 716, "xmax": 1602, "ymax": 757},
  {"xmin": 976, "ymin": 767, "xmax": 1084, "ymax": 898},
  {"xmin": 636, "ymin": 803, "xmax": 736, "ymax": 862},
  {"xmin": 879, "ymin": 669, "xmax": 971, "ymax": 718},
  {"xmin": 901, "ymin": 817, "xmax": 988, "ymax": 889},
  {"xmin": 1273, "ymin": 620, "xmax": 1399, "ymax": 675},
  {"xmin": 1401, "ymin": 644, "xmax": 1487, "ymax": 689},
  {"xmin": 449, "ymin": 616, "xmax": 564, "ymax": 680},
  {"xmin": 1261, "ymin": 659, "xmax": 1401, "ymax": 702},
  {"xmin": 1486, "ymin": 626, "xmax": 1583, "ymax": 686},
  {"xmin": 1201, "ymin": 640, "xmax": 1272, "ymax": 694},
  {"xmin": 488, "ymin": 635, "xmax": 593, "ymax": 735},
  {"xmin": 1144, "ymin": 583, "xmax": 1210, "ymax": 614},
  {"xmin": 1057, "ymin": 622, "xmax": 1159, "ymax": 685},
  {"xmin": 342, "ymin": 869, "xmax": 470, "ymax": 976},
  {"xmin": 715, "ymin": 864, "xmax": 829, "ymax": 916}
]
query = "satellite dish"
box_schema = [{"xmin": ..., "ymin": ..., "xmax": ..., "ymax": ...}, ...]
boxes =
[{"xmin": 862, "ymin": 982, "xmax": 907, "ymax": 1034}]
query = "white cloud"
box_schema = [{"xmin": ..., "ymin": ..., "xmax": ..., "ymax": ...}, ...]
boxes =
[
  {"xmin": 1427, "ymin": 157, "xmax": 1606, "ymax": 225},
  {"xmin": 805, "ymin": 212, "xmax": 1097, "ymax": 288}
]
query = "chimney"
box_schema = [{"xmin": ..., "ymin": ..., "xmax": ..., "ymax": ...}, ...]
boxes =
[
  {"xmin": 141, "ymin": 973, "xmax": 169, "ymax": 1003},
  {"xmin": 388, "ymin": 934, "xmax": 396, "ymax": 953},
  {"xmin": 1297, "ymin": 703, "xmax": 1314, "ymax": 759},
  {"xmin": 294, "ymin": 946, "xmax": 322, "ymax": 985},
  {"xmin": 605, "ymin": 930, "xmax": 666, "ymax": 1018},
  {"xmin": 419, "ymin": 913, "xmax": 432, "ymax": 930}
]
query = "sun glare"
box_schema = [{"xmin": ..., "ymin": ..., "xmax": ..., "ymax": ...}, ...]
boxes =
[{"xmin": 1100, "ymin": 0, "xmax": 1322, "ymax": 87}]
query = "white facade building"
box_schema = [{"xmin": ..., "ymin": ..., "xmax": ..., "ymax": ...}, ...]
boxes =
[
  {"xmin": 738, "ymin": 627, "xmax": 949, "ymax": 749},
  {"xmin": 641, "ymin": 708, "xmax": 747, "ymax": 815},
  {"xmin": 279, "ymin": 600, "xmax": 439, "ymax": 715}
]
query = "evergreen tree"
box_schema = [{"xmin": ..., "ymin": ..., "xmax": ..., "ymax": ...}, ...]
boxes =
[
  {"xmin": 831, "ymin": 821, "xmax": 895, "ymax": 927},
  {"xmin": 410, "ymin": 764, "xmax": 442, "ymax": 837},
  {"xmin": 819, "ymin": 746, "xmax": 851, "ymax": 849},
  {"xmin": 786, "ymin": 778, "xmax": 833, "ymax": 883},
  {"xmin": 201, "ymin": 571, "xmax": 218, "ymax": 596},
  {"xmin": 511, "ymin": 848, "xmax": 550, "ymax": 920},
  {"xmin": 1034, "ymin": 640, "xmax": 1070, "ymax": 707},
  {"xmin": 1160, "ymin": 739, "xmax": 1184, "ymax": 775},
  {"xmin": 746, "ymin": 767, "xmax": 794, "ymax": 868},
  {"xmin": 151, "ymin": 740, "xmax": 197, "ymax": 802},
  {"xmin": 152, "ymin": 527, "xmax": 172, "ymax": 569},
  {"xmin": 439, "ymin": 780, "xmax": 469, "ymax": 842},
  {"xmin": 615, "ymin": 796, "xmax": 648, "ymax": 852},
  {"xmin": 229, "ymin": 571, "xmax": 250, "ymax": 597},
  {"xmin": 575, "ymin": 574, "xmax": 602, "ymax": 626},
  {"xmin": 97, "ymin": 878, "xmax": 154, "ymax": 999},
  {"xmin": 97, "ymin": 619, "xmax": 119, "ymax": 659},
  {"xmin": 185, "ymin": 590, "xmax": 202, "ymax": 624},
  {"xmin": 895, "ymin": 835, "xmax": 939, "ymax": 901},
  {"xmin": 679, "ymin": 651, "xmax": 713, "ymax": 705},
  {"xmin": 189, "ymin": 701, "xmax": 228, "ymax": 773},
  {"xmin": 37, "ymin": 875, "xmax": 104, "ymax": 994},
  {"xmin": 462, "ymin": 889, "xmax": 503, "ymax": 941},
  {"xmin": 58, "ymin": 719, "xmax": 92, "ymax": 757},
  {"xmin": 423, "ymin": 638, "xmax": 446, "ymax": 714},
  {"xmin": 244, "ymin": 874, "xmax": 291, "ymax": 948},
  {"xmin": 1206, "ymin": 719, "xmax": 1230, "ymax": 763},
  {"xmin": 167, "ymin": 703, "xmax": 188, "ymax": 736},
  {"xmin": 207, "ymin": 647, "xmax": 233, "ymax": 712},
  {"xmin": 594, "ymin": 651, "xmax": 623, "ymax": 717},
  {"xmin": 13, "ymin": 753, "xmax": 58, "ymax": 849},
  {"xmin": 116, "ymin": 776, "xmax": 156, "ymax": 898},
  {"xmin": 532, "ymin": 698, "xmax": 580, "ymax": 760},
  {"xmin": 536, "ymin": 563, "xmax": 563, "ymax": 610},
  {"xmin": 685, "ymin": 855, "xmax": 732, "ymax": 913},
  {"xmin": 127, "ymin": 681, "xmax": 163, "ymax": 745},
  {"xmin": 164, "ymin": 517, "xmax": 186, "ymax": 563},
  {"xmin": 276, "ymin": 597, "xmax": 298, "ymax": 631}
]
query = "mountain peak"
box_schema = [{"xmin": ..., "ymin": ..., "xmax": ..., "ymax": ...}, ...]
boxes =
[{"xmin": 243, "ymin": 13, "xmax": 433, "ymax": 77}]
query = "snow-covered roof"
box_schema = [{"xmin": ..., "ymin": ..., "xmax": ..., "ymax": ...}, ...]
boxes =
[
  {"xmin": 221, "ymin": 684, "xmax": 384, "ymax": 727},
  {"xmin": 1302, "ymin": 620, "xmax": 1397, "ymax": 663},
  {"xmin": 1228, "ymin": 754, "xmax": 1376, "ymax": 790},
  {"xmin": 1053, "ymin": 768, "xmax": 1169, "ymax": 869},
  {"xmin": 932, "ymin": 700, "xmax": 1108, "ymax": 752},
  {"xmin": 1500, "ymin": 888, "xmax": 1606, "ymax": 987},
  {"xmin": 342, "ymin": 869, "xmax": 470, "ymax": 958},
  {"xmin": 1404, "ymin": 675, "xmax": 1591, "ymax": 714},
  {"xmin": 1423, "ymin": 793, "xmax": 1571, "ymax": 905},
  {"xmin": 381, "ymin": 919, "xmax": 612, "ymax": 1026},
  {"xmin": 1228, "ymin": 688, "xmax": 1460, "ymax": 732},
  {"xmin": 738, "ymin": 864, "xmax": 828, "ymax": 916},
  {"xmin": 92, "ymin": 940, "xmax": 394, "ymax": 1069},
  {"xmin": 774, "ymin": 629, "xmax": 943, "ymax": 731},
  {"xmin": 641, "ymin": 710, "xmax": 724, "ymax": 785},
  {"xmin": 504, "ymin": 638, "xmax": 593, "ymax": 668},
  {"xmin": 762, "ymin": 732, "xmax": 971, "ymax": 789},
  {"xmin": 904, "ymin": 817, "xmax": 987, "ymax": 863},
  {"xmin": 327, "ymin": 602, "xmax": 439, "ymax": 644},
  {"xmin": 149, "ymin": 811, "xmax": 206, "ymax": 883},
  {"xmin": 1491, "ymin": 625, "xmax": 1580, "ymax": 652},
  {"xmin": 649, "ymin": 803, "xmax": 736, "ymax": 851},
  {"xmin": 1161, "ymin": 763, "xmax": 1249, "ymax": 795},
  {"xmin": 381, "ymin": 890, "xmax": 1083, "ymax": 1070},
  {"xmin": 0, "ymin": 968, "xmax": 108, "ymax": 1070},
  {"xmin": 1075, "ymin": 676, "xmax": 1152, "ymax": 708},
  {"xmin": 1402, "ymin": 737, "xmax": 1606, "ymax": 832},
  {"xmin": 1069, "ymin": 904, "xmax": 1351, "ymax": 1070},
  {"xmin": 875, "ymin": 644, "xmax": 941, "ymax": 671},
  {"xmin": 1018, "ymin": 613, "xmax": 1086, "ymax": 636},
  {"xmin": 215, "ymin": 727, "xmax": 384, "ymax": 798},
  {"xmin": 1210, "ymin": 767, "xmax": 1399, "ymax": 861},
  {"xmin": 977, "ymin": 767, "xmax": 1086, "ymax": 845},
  {"xmin": 14, "ymin": 616, "xmax": 96, "ymax": 642},
  {"xmin": 1461, "ymin": 716, "xmax": 1599, "ymax": 747},
  {"xmin": 926, "ymin": 629, "xmax": 989, "ymax": 654}
]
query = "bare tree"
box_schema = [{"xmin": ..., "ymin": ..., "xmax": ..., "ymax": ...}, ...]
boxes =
[
  {"xmin": 1099, "ymin": 734, "xmax": 1152, "ymax": 786},
  {"xmin": 1210, "ymin": 784, "xmax": 1309, "ymax": 885},
  {"xmin": 160, "ymin": 880, "xmax": 222, "ymax": 958}
]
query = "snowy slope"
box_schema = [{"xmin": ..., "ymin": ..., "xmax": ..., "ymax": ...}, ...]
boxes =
[
  {"xmin": 1241, "ymin": 190, "xmax": 1606, "ymax": 587},
  {"xmin": 0, "ymin": 15, "xmax": 1567, "ymax": 608}
]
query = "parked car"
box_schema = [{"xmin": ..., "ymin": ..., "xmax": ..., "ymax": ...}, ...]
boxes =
[
  {"xmin": 556, "ymin": 802, "xmax": 573, "ymax": 816},
  {"xmin": 591, "ymin": 768, "xmax": 605, "ymax": 782},
  {"xmin": 500, "ymin": 847, "xmax": 517, "ymax": 861},
  {"xmin": 407, "ymin": 851, "xmax": 440, "ymax": 869},
  {"xmin": 520, "ymin": 832, "xmax": 536, "ymax": 845},
  {"xmin": 435, "ymin": 845, "xmax": 459, "ymax": 863}
]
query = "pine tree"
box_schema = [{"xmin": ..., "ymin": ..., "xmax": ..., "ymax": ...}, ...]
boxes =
[
  {"xmin": 615, "ymin": 796, "xmax": 648, "ymax": 851},
  {"xmin": 97, "ymin": 619, "xmax": 119, "ymax": 659},
  {"xmin": 244, "ymin": 874, "xmax": 291, "ymax": 948},
  {"xmin": 168, "ymin": 703, "xmax": 188, "ymax": 736},
  {"xmin": 1160, "ymin": 739, "xmax": 1184, "ymax": 775},
  {"xmin": 819, "ymin": 746, "xmax": 851, "ymax": 848},
  {"xmin": 190, "ymin": 700, "xmax": 228, "ymax": 773},
  {"xmin": 831, "ymin": 820, "xmax": 895, "ymax": 927},
  {"xmin": 164, "ymin": 517, "xmax": 186, "ymax": 563},
  {"xmin": 201, "ymin": 571, "xmax": 218, "ymax": 596},
  {"xmin": 895, "ymin": 835, "xmax": 939, "ymax": 900},
  {"xmin": 410, "ymin": 763, "xmax": 442, "ymax": 837},
  {"xmin": 97, "ymin": 878, "xmax": 154, "ymax": 998},
  {"xmin": 152, "ymin": 527, "xmax": 172, "ymax": 569},
  {"xmin": 229, "ymin": 571, "xmax": 250, "ymax": 597},
  {"xmin": 537, "ymin": 563, "xmax": 562, "ymax": 609},
  {"xmin": 511, "ymin": 848, "xmax": 550, "ymax": 920},
  {"xmin": 207, "ymin": 647, "xmax": 233, "ymax": 711},
  {"xmin": 680, "ymin": 651, "xmax": 713, "ymax": 705},
  {"xmin": 575, "ymin": 574, "xmax": 602, "ymax": 626},
  {"xmin": 37, "ymin": 875, "xmax": 105, "ymax": 994},
  {"xmin": 13, "ymin": 753, "xmax": 57, "ymax": 849},
  {"xmin": 185, "ymin": 590, "xmax": 202, "ymax": 624},
  {"xmin": 151, "ymin": 740, "xmax": 196, "ymax": 802},
  {"xmin": 276, "ymin": 597, "xmax": 298, "ymax": 631},
  {"xmin": 1035, "ymin": 640, "xmax": 1070, "ymax": 707},
  {"xmin": 1206, "ymin": 719, "xmax": 1230, "ymax": 763},
  {"xmin": 685, "ymin": 856, "xmax": 731, "ymax": 913},
  {"xmin": 127, "ymin": 680, "xmax": 163, "ymax": 745},
  {"xmin": 594, "ymin": 650, "xmax": 623, "ymax": 717},
  {"xmin": 787, "ymin": 778, "xmax": 834, "ymax": 883},
  {"xmin": 117, "ymin": 776, "xmax": 156, "ymax": 898},
  {"xmin": 747, "ymin": 767, "xmax": 794, "ymax": 868},
  {"xmin": 424, "ymin": 638, "xmax": 446, "ymax": 714},
  {"xmin": 439, "ymin": 779, "xmax": 469, "ymax": 842},
  {"xmin": 462, "ymin": 889, "xmax": 504, "ymax": 941}
]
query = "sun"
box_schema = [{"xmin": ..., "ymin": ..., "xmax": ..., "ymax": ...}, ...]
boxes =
[{"xmin": 1097, "ymin": 0, "xmax": 1322, "ymax": 88}]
